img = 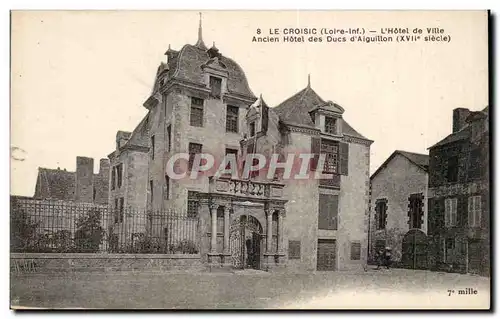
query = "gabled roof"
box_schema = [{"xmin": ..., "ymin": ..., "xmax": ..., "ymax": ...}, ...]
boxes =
[
  {"xmin": 371, "ymin": 150, "xmax": 429, "ymax": 180},
  {"xmin": 35, "ymin": 168, "xmax": 76, "ymax": 201},
  {"xmin": 122, "ymin": 113, "xmax": 150, "ymax": 149}
]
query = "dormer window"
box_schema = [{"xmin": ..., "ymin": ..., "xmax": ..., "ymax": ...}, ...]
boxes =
[
  {"xmin": 325, "ymin": 116, "xmax": 337, "ymax": 135},
  {"xmin": 209, "ymin": 76, "xmax": 222, "ymax": 99}
]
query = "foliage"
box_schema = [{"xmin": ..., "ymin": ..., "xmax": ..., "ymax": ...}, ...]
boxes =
[
  {"xmin": 74, "ymin": 209, "xmax": 105, "ymax": 252},
  {"xmin": 10, "ymin": 202, "xmax": 41, "ymax": 252}
]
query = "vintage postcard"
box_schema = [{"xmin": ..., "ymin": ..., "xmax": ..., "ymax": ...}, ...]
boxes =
[{"xmin": 10, "ymin": 10, "xmax": 490, "ymax": 309}]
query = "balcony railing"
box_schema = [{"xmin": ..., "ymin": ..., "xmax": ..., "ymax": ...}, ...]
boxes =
[{"xmin": 209, "ymin": 176, "xmax": 284, "ymax": 199}]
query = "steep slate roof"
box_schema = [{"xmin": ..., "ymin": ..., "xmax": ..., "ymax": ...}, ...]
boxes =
[
  {"xmin": 123, "ymin": 113, "xmax": 150, "ymax": 149},
  {"xmin": 273, "ymin": 86, "xmax": 324, "ymax": 128},
  {"xmin": 35, "ymin": 168, "xmax": 76, "ymax": 200},
  {"xmin": 168, "ymin": 44, "xmax": 255, "ymax": 99},
  {"xmin": 272, "ymin": 85, "xmax": 369, "ymax": 140},
  {"xmin": 370, "ymin": 150, "xmax": 429, "ymax": 180}
]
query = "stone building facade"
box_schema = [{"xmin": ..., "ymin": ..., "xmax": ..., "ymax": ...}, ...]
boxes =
[
  {"xmin": 427, "ymin": 107, "xmax": 489, "ymax": 276},
  {"xmin": 34, "ymin": 156, "xmax": 110, "ymax": 205},
  {"xmin": 107, "ymin": 17, "xmax": 373, "ymax": 272},
  {"xmin": 369, "ymin": 150, "xmax": 429, "ymax": 269}
]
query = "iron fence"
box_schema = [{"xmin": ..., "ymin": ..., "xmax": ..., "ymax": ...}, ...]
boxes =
[{"xmin": 10, "ymin": 197, "xmax": 199, "ymax": 254}]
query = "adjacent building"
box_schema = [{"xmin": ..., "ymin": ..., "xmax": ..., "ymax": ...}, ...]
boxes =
[
  {"xmin": 369, "ymin": 150, "xmax": 429, "ymax": 269},
  {"xmin": 427, "ymin": 107, "xmax": 489, "ymax": 276},
  {"xmin": 34, "ymin": 156, "xmax": 110, "ymax": 205},
  {"xmin": 107, "ymin": 16, "xmax": 373, "ymax": 271}
]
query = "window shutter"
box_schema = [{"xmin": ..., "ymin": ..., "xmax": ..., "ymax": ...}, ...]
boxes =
[
  {"xmin": 444, "ymin": 199, "xmax": 450, "ymax": 227},
  {"xmin": 318, "ymin": 194, "xmax": 328, "ymax": 229},
  {"xmin": 339, "ymin": 142, "xmax": 349, "ymax": 175},
  {"xmin": 474, "ymin": 196, "xmax": 481, "ymax": 227},
  {"xmin": 310, "ymin": 137, "xmax": 321, "ymax": 171},
  {"xmin": 452, "ymin": 198, "xmax": 458, "ymax": 226},
  {"xmin": 330, "ymin": 195, "xmax": 339, "ymax": 230},
  {"xmin": 468, "ymin": 196, "xmax": 474, "ymax": 226}
]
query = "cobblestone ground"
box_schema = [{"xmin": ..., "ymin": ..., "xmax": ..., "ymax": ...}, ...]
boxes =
[{"xmin": 10, "ymin": 268, "xmax": 490, "ymax": 309}]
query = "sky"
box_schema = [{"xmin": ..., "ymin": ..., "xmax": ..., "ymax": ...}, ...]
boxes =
[{"xmin": 10, "ymin": 10, "xmax": 488, "ymax": 196}]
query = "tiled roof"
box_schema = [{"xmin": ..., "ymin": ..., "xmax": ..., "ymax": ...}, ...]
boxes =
[
  {"xmin": 169, "ymin": 44, "xmax": 255, "ymax": 99},
  {"xmin": 35, "ymin": 168, "xmax": 76, "ymax": 201},
  {"xmin": 371, "ymin": 150, "xmax": 429, "ymax": 180}
]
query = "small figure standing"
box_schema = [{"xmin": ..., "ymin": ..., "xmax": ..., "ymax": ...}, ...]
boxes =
[
  {"xmin": 384, "ymin": 247, "xmax": 392, "ymax": 269},
  {"xmin": 375, "ymin": 249, "xmax": 384, "ymax": 270}
]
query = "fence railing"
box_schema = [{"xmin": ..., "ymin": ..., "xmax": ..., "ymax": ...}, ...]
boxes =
[{"xmin": 10, "ymin": 197, "xmax": 199, "ymax": 254}]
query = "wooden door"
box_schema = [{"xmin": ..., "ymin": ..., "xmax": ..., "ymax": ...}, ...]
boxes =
[{"xmin": 317, "ymin": 239, "xmax": 337, "ymax": 271}]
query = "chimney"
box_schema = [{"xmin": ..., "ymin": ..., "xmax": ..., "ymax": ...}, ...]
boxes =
[
  {"xmin": 99, "ymin": 158, "xmax": 110, "ymax": 176},
  {"xmin": 452, "ymin": 108, "xmax": 471, "ymax": 133},
  {"xmin": 75, "ymin": 156, "xmax": 94, "ymax": 203}
]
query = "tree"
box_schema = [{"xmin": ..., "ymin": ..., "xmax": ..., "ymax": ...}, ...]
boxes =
[
  {"xmin": 74, "ymin": 208, "xmax": 105, "ymax": 252},
  {"xmin": 10, "ymin": 201, "xmax": 40, "ymax": 252}
]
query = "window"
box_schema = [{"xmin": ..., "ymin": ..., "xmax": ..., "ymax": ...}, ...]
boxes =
[
  {"xmin": 114, "ymin": 198, "xmax": 119, "ymax": 223},
  {"xmin": 226, "ymin": 105, "xmax": 239, "ymax": 133},
  {"xmin": 408, "ymin": 193, "xmax": 424, "ymax": 229},
  {"xmin": 318, "ymin": 194, "xmax": 338, "ymax": 230},
  {"xmin": 446, "ymin": 156, "xmax": 459, "ymax": 183},
  {"xmin": 149, "ymin": 180, "xmax": 154, "ymax": 204},
  {"xmin": 321, "ymin": 139, "xmax": 339, "ymax": 173},
  {"xmin": 150, "ymin": 135, "xmax": 155, "ymax": 160},
  {"xmin": 249, "ymin": 122, "xmax": 256, "ymax": 137},
  {"xmin": 289, "ymin": 240, "xmax": 301, "ymax": 259},
  {"xmin": 116, "ymin": 164, "xmax": 123, "ymax": 188},
  {"xmin": 325, "ymin": 116, "xmax": 337, "ymax": 135},
  {"xmin": 468, "ymin": 195, "xmax": 482, "ymax": 227},
  {"xmin": 111, "ymin": 168, "xmax": 116, "ymax": 190},
  {"xmin": 190, "ymin": 97, "xmax": 204, "ymax": 127},
  {"xmin": 209, "ymin": 76, "xmax": 222, "ymax": 98},
  {"xmin": 93, "ymin": 187, "xmax": 96, "ymax": 201},
  {"xmin": 114, "ymin": 198, "xmax": 124, "ymax": 223},
  {"xmin": 167, "ymin": 125, "xmax": 172, "ymax": 152},
  {"xmin": 444, "ymin": 197, "xmax": 458, "ymax": 227},
  {"xmin": 188, "ymin": 143, "xmax": 203, "ymax": 171},
  {"xmin": 165, "ymin": 175, "xmax": 170, "ymax": 200},
  {"xmin": 187, "ymin": 191, "xmax": 199, "ymax": 218},
  {"xmin": 119, "ymin": 197, "xmax": 124, "ymax": 223},
  {"xmin": 217, "ymin": 207, "xmax": 224, "ymax": 234},
  {"xmin": 350, "ymin": 242, "xmax": 361, "ymax": 260},
  {"xmin": 375, "ymin": 199, "xmax": 388, "ymax": 230},
  {"xmin": 468, "ymin": 148, "xmax": 481, "ymax": 180},
  {"xmin": 225, "ymin": 148, "xmax": 238, "ymax": 170}
]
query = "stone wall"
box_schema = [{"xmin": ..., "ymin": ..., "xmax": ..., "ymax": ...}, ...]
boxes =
[{"xmin": 11, "ymin": 253, "xmax": 204, "ymax": 273}]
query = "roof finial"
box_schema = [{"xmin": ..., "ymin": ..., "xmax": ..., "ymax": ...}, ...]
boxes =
[
  {"xmin": 195, "ymin": 12, "xmax": 207, "ymax": 50},
  {"xmin": 307, "ymin": 74, "xmax": 311, "ymax": 88}
]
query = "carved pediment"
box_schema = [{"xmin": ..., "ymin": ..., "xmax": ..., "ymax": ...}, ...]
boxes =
[{"xmin": 202, "ymin": 57, "xmax": 227, "ymax": 71}]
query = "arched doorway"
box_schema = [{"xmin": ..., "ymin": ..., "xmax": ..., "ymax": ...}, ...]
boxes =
[
  {"xmin": 401, "ymin": 229, "xmax": 428, "ymax": 269},
  {"xmin": 230, "ymin": 215, "xmax": 263, "ymax": 269}
]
